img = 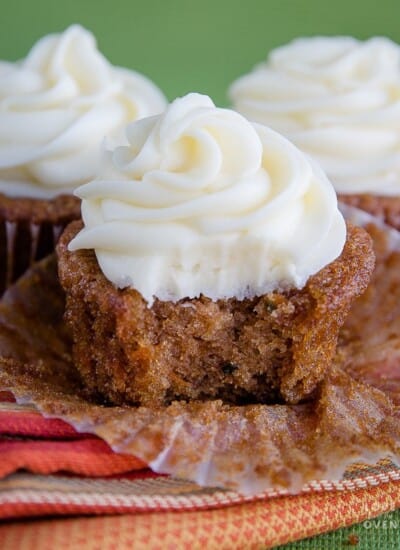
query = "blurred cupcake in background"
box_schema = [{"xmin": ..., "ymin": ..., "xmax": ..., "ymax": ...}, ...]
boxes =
[
  {"xmin": 229, "ymin": 36, "xmax": 400, "ymax": 230},
  {"xmin": 0, "ymin": 24, "xmax": 167, "ymax": 294}
]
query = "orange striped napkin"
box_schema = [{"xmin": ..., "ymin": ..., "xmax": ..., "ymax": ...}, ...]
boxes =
[{"xmin": 0, "ymin": 394, "xmax": 400, "ymax": 548}]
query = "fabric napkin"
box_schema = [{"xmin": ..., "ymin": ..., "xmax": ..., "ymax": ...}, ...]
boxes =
[{"xmin": 0, "ymin": 394, "xmax": 400, "ymax": 549}]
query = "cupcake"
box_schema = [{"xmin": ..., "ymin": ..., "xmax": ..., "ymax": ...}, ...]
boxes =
[
  {"xmin": 57, "ymin": 93, "xmax": 374, "ymax": 407},
  {"xmin": 229, "ymin": 36, "xmax": 400, "ymax": 230},
  {"xmin": 0, "ymin": 24, "xmax": 167, "ymax": 294}
]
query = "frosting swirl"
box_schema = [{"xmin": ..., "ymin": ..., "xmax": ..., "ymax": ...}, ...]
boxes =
[
  {"xmin": 69, "ymin": 93, "xmax": 346, "ymax": 304},
  {"xmin": 229, "ymin": 36, "xmax": 400, "ymax": 196},
  {"xmin": 0, "ymin": 25, "xmax": 167, "ymax": 198}
]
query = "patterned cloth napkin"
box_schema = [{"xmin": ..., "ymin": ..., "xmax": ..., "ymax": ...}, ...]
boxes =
[{"xmin": 0, "ymin": 394, "xmax": 400, "ymax": 549}]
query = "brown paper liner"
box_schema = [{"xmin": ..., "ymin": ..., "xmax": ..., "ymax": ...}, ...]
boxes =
[
  {"xmin": 0, "ymin": 219, "xmax": 64, "ymax": 296},
  {"xmin": 0, "ymin": 207, "xmax": 400, "ymax": 494},
  {"xmin": 340, "ymin": 193, "xmax": 400, "ymax": 232},
  {"xmin": 0, "ymin": 193, "xmax": 81, "ymax": 296}
]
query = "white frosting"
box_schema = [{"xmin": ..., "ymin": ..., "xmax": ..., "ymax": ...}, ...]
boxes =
[
  {"xmin": 230, "ymin": 36, "xmax": 400, "ymax": 196},
  {"xmin": 0, "ymin": 25, "xmax": 167, "ymax": 198},
  {"xmin": 69, "ymin": 93, "xmax": 346, "ymax": 304}
]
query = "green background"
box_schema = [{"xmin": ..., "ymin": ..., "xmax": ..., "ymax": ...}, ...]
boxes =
[{"xmin": 1, "ymin": 0, "xmax": 400, "ymax": 106}]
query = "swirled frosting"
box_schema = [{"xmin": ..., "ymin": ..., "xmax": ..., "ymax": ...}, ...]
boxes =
[
  {"xmin": 69, "ymin": 93, "xmax": 346, "ymax": 304},
  {"xmin": 0, "ymin": 25, "xmax": 167, "ymax": 198},
  {"xmin": 229, "ymin": 36, "xmax": 400, "ymax": 196}
]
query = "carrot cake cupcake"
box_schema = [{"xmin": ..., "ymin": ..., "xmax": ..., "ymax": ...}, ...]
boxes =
[
  {"xmin": 229, "ymin": 36, "xmax": 400, "ymax": 230},
  {"xmin": 57, "ymin": 93, "xmax": 374, "ymax": 408},
  {"xmin": 0, "ymin": 24, "xmax": 167, "ymax": 293}
]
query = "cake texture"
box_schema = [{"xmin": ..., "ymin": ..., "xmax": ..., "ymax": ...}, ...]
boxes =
[
  {"xmin": 58, "ymin": 93, "xmax": 374, "ymax": 407},
  {"xmin": 58, "ymin": 219, "xmax": 374, "ymax": 407},
  {"xmin": 0, "ymin": 25, "xmax": 167, "ymax": 293},
  {"xmin": 229, "ymin": 36, "xmax": 400, "ymax": 230}
]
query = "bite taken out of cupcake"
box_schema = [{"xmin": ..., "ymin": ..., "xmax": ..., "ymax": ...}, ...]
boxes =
[
  {"xmin": 57, "ymin": 93, "xmax": 375, "ymax": 408},
  {"xmin": 229, "ymin": 36, "xmax": 400, "ymax": 230},
  {"xmin": 0, "ymin": 24, "xmax": 167, "ymax": 293}
]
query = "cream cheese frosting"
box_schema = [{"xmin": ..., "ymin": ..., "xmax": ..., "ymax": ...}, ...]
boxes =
[
  {"xmin": 69, "ymin": 93, "xmax": 346, "ymax": 304},
  {"xmin": 0, "ymin": 25, "xmax": 167, "ymax": 198},
  {"xmin": 229, "ymin": 36, "xmax": 400, "ymax": 196}
]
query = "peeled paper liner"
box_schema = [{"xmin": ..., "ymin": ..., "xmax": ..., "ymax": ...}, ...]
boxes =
[{"xmin": 0, "ymin": 205, "xmax": 400, "ymax": 498}]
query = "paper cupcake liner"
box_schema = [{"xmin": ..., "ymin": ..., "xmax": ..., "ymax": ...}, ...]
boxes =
[
  {"xmin": 0, "ymin": 206, "xmax": 399, "ymax": 495},
  {"xmin": 339, "ymin": 202, "xmax": 400, "ymax": 250},
  {"xmin": 339, "ymin": 193, "xmax": 400, "ymax": 232},
  {"xmin": 0, "ymin": 218, "xmax": 65, "ymax": 296},
  {"xmin": 0, "ymin": 192, "xmax": 80, "ymax": 297}
]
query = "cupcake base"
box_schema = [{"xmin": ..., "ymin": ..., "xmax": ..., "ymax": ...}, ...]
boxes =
[{"xmin": 57, "ymin": 221, "xmax": 374, "ymax": 408}]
